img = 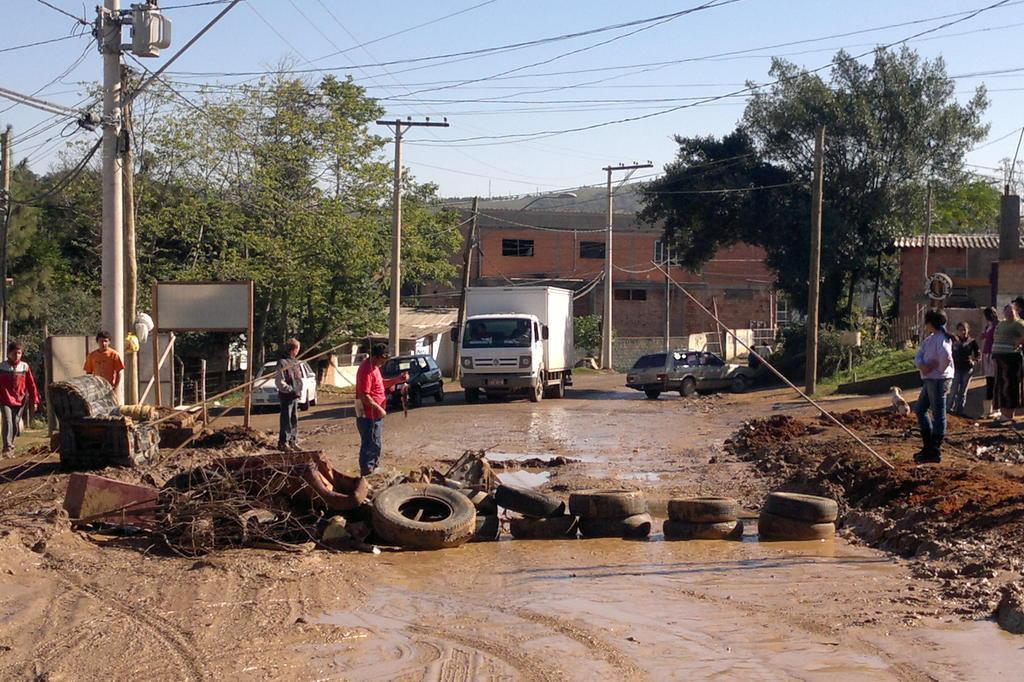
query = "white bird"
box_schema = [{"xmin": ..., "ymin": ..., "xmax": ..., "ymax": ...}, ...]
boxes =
[{"xmin": 891, "ymin": 386, "xmax": 911, "ymax": 416}]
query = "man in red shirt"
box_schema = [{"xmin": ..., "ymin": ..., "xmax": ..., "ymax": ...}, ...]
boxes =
[
  {"xmin": 355, "ymin": 343, "xmax": 407, "ymax": 476},
  {"xmin": 0, "ymin": 341, "xmax": 40, "ymax": 456}
]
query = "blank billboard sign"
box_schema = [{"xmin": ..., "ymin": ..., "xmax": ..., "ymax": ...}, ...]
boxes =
[{"xmin": 155, "ymin": 282, "xmax": 251, "ymax": 331}]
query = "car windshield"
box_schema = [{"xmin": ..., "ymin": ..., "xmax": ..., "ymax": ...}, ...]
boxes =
[
  {"xmin": 463, "ymin": 319, "xmax": 532, "ymax": 348},
  {"xmin": 383, "ymin": 358, "xmax": 418, "ymax": 377},
  {"xmin": 631, "ymin": 353, "xmax": 667, "ymax": 370}
]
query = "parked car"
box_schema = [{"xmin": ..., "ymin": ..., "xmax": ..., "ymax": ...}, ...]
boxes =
[
  {"xmin": 251, "ymin": 360, "xmax": 318, "ymax": 411},
  {"xmin": 382, "ymin": 354, "xmax": 445, "ymax": 408},
  {"xmin": 626, "ymin": 351, "xmax": 754, "ymax": 399}
]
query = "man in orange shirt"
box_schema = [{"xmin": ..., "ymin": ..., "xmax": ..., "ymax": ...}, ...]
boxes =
[{"xmin": 84, "ymin": 331, "xmax": 125, "ymax": 390}]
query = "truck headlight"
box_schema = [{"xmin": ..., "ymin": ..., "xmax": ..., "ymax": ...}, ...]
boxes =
[
  {"xmin": 519, "ymin": 355, "xmax": 531, "ymax": 368},
  {"xmin": 461, "ymin": 356, "xmax": 473, "ymax": 369}
]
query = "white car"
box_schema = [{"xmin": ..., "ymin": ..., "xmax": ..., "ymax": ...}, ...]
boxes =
[{"xmin": 251, "ymin": 360, "xmax": 318, "ymax": 411}]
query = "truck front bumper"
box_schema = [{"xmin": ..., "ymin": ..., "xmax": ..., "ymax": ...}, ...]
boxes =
[{"xmin": 461, "ymin": 373, "xmax": 537, "ymax": 392}]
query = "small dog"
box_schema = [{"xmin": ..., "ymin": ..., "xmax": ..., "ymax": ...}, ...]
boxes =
[{"xmin": 891, "ymin": 386, "xmax": 911, "ymax": 416}]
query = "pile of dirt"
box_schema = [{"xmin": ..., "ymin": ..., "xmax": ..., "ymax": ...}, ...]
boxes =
[
  {"xmin": 190, "ymin": 425, "xmax": 275, "ymax": 451},
  {"xmin": 822, "ymin": 408, "xmax": 915, "ymax": 430},
  {"xmin": 728, "ymin": 408, "xmax": 1024, "ymax": 625}
]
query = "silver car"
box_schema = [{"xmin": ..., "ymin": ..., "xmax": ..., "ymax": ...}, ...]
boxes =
[{"xmin": 626, "ymin": 351, "xmax": 754, "ymax": 399}]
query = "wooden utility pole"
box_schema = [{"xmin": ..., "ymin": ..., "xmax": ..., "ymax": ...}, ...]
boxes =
[
  {"xmin": 375, "ymin": 117, "xmax": 450, "ymax": 356},
  {"xmin": 805, "ymin": 126, "xmax": 825, "ymax": 394},
  {"xmin": 664, "ymin": 245, "xmax": 671, "ymax": 353},
  {"xmin": 121, "ymin": 66, "xmax": 139, "ymax": 404},
  {"xmin": 453, "ymin": 197, "xmax": 479, "ymax": 380},
  {"xmin": 0, "ymin": 125, "xmax": 11, "ymax": 354}
]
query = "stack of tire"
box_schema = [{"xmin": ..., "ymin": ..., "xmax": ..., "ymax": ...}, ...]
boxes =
[
  {"xmin": 663, "ymin": 497, "xmax": 743, "ymax": 540},
  {"xmin": 758, "ymin": 492, "xmax": 837, "ymax": 541},
  {"xmin": 497, "ymin": 484, "xmax": 578, "ymax": 539},
  {"xmin": 464, "ymin": 489, "xmax": 501, "ymax": 542},
  {"xmin": 569, "ymin": 489, "xmax": 652, "ymax": 539}
]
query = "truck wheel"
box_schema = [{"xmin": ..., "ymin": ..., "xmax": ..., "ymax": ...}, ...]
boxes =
[
  {"xmin": 680, "ymin": 377, "xmax": 697, "ymax": 397},
  {"xmin": 644, "ymin": 389, "xmax": 660, "ymax": 400},
  {"xmin": 464, "ymin": 388, "xmax": 479, "ymax": 403},
  {"xmin": 371, "ymin": 483, "xmax": 477, "ymax": 550},
  {"xmin": 529, "ymin": 381, "xmax": 544, "ymax": 403},
  {"xmin": 544, "ymin": 376, "xmax": 566, "ymax": 399},
  {"xmin": 731, "ymin": 375, "xmax": 749, "ymax": 394}
]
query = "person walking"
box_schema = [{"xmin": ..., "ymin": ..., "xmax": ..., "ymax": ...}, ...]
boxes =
[
  {"xmin": 913, "ymin": 310, "xmax": 954, "ymax": 464},
  {"xmin": 275, "ymin": 338, "xmax": 303, "ymax": 451},
  {"xmin": 0, "ymin": 342, "xmax": 40, "ymax": 456},
  {"xmin": 354, "ymin": 343, "xmax": 408, "ymax": 476},
  {"xmin": 992, "ymin": 304, "xmax": 1024, "ymax": 423},
  {"xmin": 949, "ymin": 322, "xmax": 979, "ymax": 416},
  {"xmin": 84, "ymin": 331, "xmax": 124, "ymax": 391},
  {"xmin": 980, "ymin": 306, "xmax": 1000, "ymax": 418}
]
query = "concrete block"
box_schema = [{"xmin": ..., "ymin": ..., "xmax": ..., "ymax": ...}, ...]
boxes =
[{"xmin": 63, "ymin": 473, "xmax": 159, "ymax": 526}]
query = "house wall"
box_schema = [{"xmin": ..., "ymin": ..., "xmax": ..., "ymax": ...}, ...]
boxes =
[{"xmin": 898, "ymin": 246, "xmax": 997, "ymax": 318}]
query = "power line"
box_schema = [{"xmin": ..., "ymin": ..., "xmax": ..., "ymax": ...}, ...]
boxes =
[
  {"xmin": 34, "ymin": 0, "xmax": 89, "ymax": 25},
  {"xmin": 0, "ymin": 33, "xmax": 83, "ymax": 54}
]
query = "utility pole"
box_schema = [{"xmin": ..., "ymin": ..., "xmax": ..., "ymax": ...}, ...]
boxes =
[
  {"xmin": 0, "ymin": 125, "xmax": 10, "ymax": 354},
  {"xmin": 99, "ymin": 0, "xmax": 125, "ymax": 402},
  {"xmin": 453, "ymin": 197, "xmax": 479, "ymax": 380},
  {"xmin": 805, "ymin": 126, "xmax": 825, "ymax": 395},
  {"xmin": 121, "ymin": 65, "xmax": 139, "ymax": 404},
  {"xmin": 375, "ymin": 117, "xmax": 449, "ymax": 356},
  {"xmin": 664, "ymin": 244, "xmax": 671, "ymax": 353},
  {"xmin": 600, "ymin": 162, "xmax": 652, "ymax": 370}
]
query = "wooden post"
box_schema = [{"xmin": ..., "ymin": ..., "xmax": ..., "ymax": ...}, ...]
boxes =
[
  {"xmin": 122, "ymin": 66, "xmax": 139, "ymax": 405},
  {"xmin": 453, "ymin": 197, "xmax": 479, "ymax": 380},
  {"xmin": 244, "ymin": 280, "xmax": 253, "ymax": 428},
  {"xmin": 805, "ymin": 125, "xmax": 825, "ymax": 394},
  {"xmin": 200, "ymin": 358, "xmax": 208, "ymax": 424},
  {"xmin": 43, "ymin": 332, "xmax": 55, "ymax": 436},
  {"xmin": 152, "ymin": 282, "xmax": 161, "ymax": 406},
  {"xmin": 712, "ymin": 297, "xmax": 726, "ymax": 358}
]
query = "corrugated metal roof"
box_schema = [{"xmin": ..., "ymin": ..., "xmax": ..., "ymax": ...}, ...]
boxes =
[
  {"xmin": 397, "ymin": 307, "xmax": 457, "ymax": 340},
  {"xmin": 893, "ymin": 234, "xmax": 1013, "ymax": 249}
]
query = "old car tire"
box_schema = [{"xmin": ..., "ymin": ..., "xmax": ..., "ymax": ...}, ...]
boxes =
[
  {"xmin": 764, "ymin": 492, "xmax": 838, "ymax": 523},
  {"xmin": 680, "ymin": 377, "xmax": 697, "ymax": 397},
  {"xmin": 579, "ymin": 513, "xmax": 652, "ymax": 539},
  {"xmin": 464, "ymin": 388, "xmax": 479, "ymax": 403},
  {"xmin": 509, "ymin": 515, "xmax": 578, "ymax": 539},
  {"xmin": 465, "ymin": 489, "xmax": 498, "ymax": 515},
  {"xmin": 663, "ymin": 518, "xmax": 744, "ymax": 541},
  {"xmin": 667, "ymin": 497, "xmax": 739, "ymax": 524},
  {"xmin": 470, "ymin": 514, "xmax": 500, "ymax": 542},
  {"xmin": 494, "ymin": 484, "xmax": 565, "ymax": 518},
  {"xmin": 434, "ymin": 385, "xmax": 444, "ymax": 403},
  {"xmin": 731, "ymin": 375, "xmax": 749, "ymax": 394},
  {"xmin": 644, "ymin": 389, "xmax": 661, "ymax": 399},
  {"xmin": 758, "ymin": 511, "xmax": 835, "ymax": 541},
  {"xmin": 371, "ymin": 483, "xmax": 476, "ymax": 550},
  {"xmin": 568, "ymin": 489, "xmax": 647, "ymax": 518}
]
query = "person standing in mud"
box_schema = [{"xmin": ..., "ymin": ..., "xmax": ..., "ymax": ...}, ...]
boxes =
[
  {"xmin": 913, "ymin": 310, "xmax": 954, "ymax": 463},
  {"xmin": 275, "ymin": 338, "xmax": 303, "ymax": 451},
  {"xmin": 354, "ymin": 344, "xmax": 408, "ymax": 476},
  {"xmin": 949, "ymin": 322, "xmax": 979, "ymax": 416},
  {"xmin": 980, "ymin": 306, "xmax": 1000, "ymax": 418},
  {"xmin": 0, "ymin": 342, "xmax": 40, "ymax": 456},
  {"xmin": 992, "ymin": 304, "xmax": 1024, "ymax": 424}
]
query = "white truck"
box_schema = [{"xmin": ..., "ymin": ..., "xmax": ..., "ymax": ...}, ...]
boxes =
[{"xmin": 456, "ymin": 286, "xmax": 574, "ymax": 403}]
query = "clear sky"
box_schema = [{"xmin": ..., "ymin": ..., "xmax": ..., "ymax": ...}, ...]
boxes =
[{"xmin": 2, "ymin": 0, "xmax": 1022, "ymax": 198}]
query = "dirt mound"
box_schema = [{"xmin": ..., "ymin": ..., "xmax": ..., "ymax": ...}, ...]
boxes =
[
  {"xmin": 730, "ymin": 416, "xmax": 807, "ymax": 450},
  {"xmin": 823, "ymin": 408, "xmax": 914, "ymax": 430},
  {"xmin": 191, "ymin": 425, "xmax": 275, "ymax": 450}
]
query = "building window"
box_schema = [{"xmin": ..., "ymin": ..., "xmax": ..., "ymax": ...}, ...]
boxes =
[
  {"xmin": 502, "ymin": 239, "xmax": 534, "ymax": 257},
  {"xmin": 653, "ymin": 240, "xmax": 680, "ymax": 265},
  {"xmin": 614, "ymin": 289, "xmax": 647, "ymax": 301},
  {"xmin": 579, "ymin": 241, "xmax": 606, "ymax": 259}
]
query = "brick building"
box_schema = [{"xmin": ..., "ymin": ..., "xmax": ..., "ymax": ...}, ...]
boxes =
[{"xmin": 419, "ymin": 209, "xmax": 778, "ymax": 339}]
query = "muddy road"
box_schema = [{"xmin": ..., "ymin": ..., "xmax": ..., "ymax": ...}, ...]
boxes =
[{"xmin": 2, "ymin": 373, "xmax": 1022, "ymax": 679}]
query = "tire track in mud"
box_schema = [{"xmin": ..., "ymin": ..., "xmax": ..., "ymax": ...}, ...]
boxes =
[{"xmin": 406, "ymin": 623, "xmax": 562, "ymax": 681}]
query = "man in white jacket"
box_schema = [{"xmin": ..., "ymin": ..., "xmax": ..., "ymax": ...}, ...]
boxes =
[{"xmin": 275, "ymin": 338, "xmax": 302, "ymax": 451}]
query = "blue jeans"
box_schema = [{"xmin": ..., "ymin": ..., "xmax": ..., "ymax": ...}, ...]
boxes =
[
  {"xmin": 278, "ymin": 394, "xmax": 298, "ymax": 447},
  {"xmin": 950, "ymin": 368, "xmax": 973, "ymax": 414},
  {"xmin": 916, "ymin": 379, "xmax": 952, "ymax": 444},
  {"xmin": 356, "ymin": 417, "xmax": 383, "ymax": 472}
]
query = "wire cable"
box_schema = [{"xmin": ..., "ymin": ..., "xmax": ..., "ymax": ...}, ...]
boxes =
[{"xmin": 34, "ymin": 0, "xmax": 89, "ymax": 25}]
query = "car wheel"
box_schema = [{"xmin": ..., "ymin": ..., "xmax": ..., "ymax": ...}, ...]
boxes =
[
  {"xmin": 731, "ymin": 375, "xmax": 749, "ymax": 394},
  {"xmin": 409, "ymin": 389, "xmax": 422, "ymax": 408},
  {"xmin": 434, "ymin": 385, "xmax": 445, "ymax": 403},
  {"xmin": 680, "ymin": 377, "xmax": 697, "ymax": 397},
  {"xmin": 529, "ymin": 380, "xmax": 544, "ymax": 403},
  {"xmin": 299, "ymin": 399, "xmax": 310, "ymax": 412},
  {"xmin": 644, "ymin": 389, "xmax": 661, "ymax": 400}
]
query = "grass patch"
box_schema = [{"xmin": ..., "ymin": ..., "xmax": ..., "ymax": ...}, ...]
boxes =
[{"xmin": 822, "ymin": 348, "xmax": 916, "ymax": 387}]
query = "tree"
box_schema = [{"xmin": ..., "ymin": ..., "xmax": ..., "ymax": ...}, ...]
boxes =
[{"xmin": 641, "ymin": 48, "xmax": 989, "ymax": 325}]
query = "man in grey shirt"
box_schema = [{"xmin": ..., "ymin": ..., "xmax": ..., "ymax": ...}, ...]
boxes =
[{"xmin": 276, "ymin": 338, "xmax": 302, "ymax": 451}]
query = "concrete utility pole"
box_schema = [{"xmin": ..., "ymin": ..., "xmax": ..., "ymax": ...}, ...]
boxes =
[
  {"xmin": 0, "ymin": 125, "xmax": 10, "ymax": 354},
  {"xmin": 453, "ymin": 197, "xmax": 479, "ymax": 380},
  {"xmin": 805, "ymin": 126, "xmax": 825, "ymax": 395},
  {"xmin": 663, "ymin": 244, "xmax": 671, "ymax": 353},
  {"xmin": 375, "ymin": 117, "xmax": 449, "ymax": 356},
  {"xmin": 99, "ymin": 0, "xmax": 125, "ymax": 402},
  {"xmin": 121, "ymin": 65, "xmax": 139, "ymax": 404},
  {"xmin": 600, "ymin": 162, "xmax": 653, "ymax": 370}
]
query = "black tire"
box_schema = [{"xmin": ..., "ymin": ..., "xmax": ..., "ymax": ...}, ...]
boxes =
[
  {"xmin": 299, "ymin": 400, "xmax": 310, "ymax": 412},
  {"xmin": 470, "ymin": 514, "xmax": 500, "ymax": 542},
  {"xmin": 764, "ymin": 492, "xmax": 838, "ymax": 523},
  {"xmin": 434, "ymin": 385, "xmax": 445, "ymax": 403},
  {"xmin": 528, "ymin": 380, "xmax": 544, "ymax": 403},
  {"xmin": 667, "ymin": 497, "xmax": 739, "ymax": 524},
  {"xmin": 370, "ymin": 483, "xmax": 476, "ymax": 550},
  {"xmin": 579, "ymin": 513, "xmax": 652, "ymax": 539},
  {"xmin": 644, "ymin": 389, "xmax": 661, "ymax": 400},
  {"xmin": 494, "ymin": 484, "xmax": 565, "ymax": 518},
  {"xmin": 568, "ymin": 489, "xmax": 647, "ymax": 519},
  {"xmin": 680, "ymin": 377, "xmax": 697, "ymax": 397},
  {"xmin": 464, "ymin": 388, "xmax": 480, "ymax": 403},
  {"xmin": 509, "ymin": 515, "xmax": 578, "ymax": 540},
  {"xmin": 544, "ymin": 376, "xmax": 566, "ymax": 399},
  {"xmin": 731, "ymin": 375, "xmax": 749, "ymax": 394},
  {"xmin": 758, "ymin": 511, "xmax": 835, "ymax": 541},
  {"xmin": 663, "ymin": 519, "xmax": 744, "ymax": 541},
  {"xmin": 409, "ymin": 389, "xmax": 422, "ymax": 408},
  {"xmin": 465, "ymin": 489, "xmax": 498, "ymax": 515}
]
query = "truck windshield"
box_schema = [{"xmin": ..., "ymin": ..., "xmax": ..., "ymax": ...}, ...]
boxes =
[{"xmin": 463, "ymin": 319, "xmax": 532, "ymax": 348}]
